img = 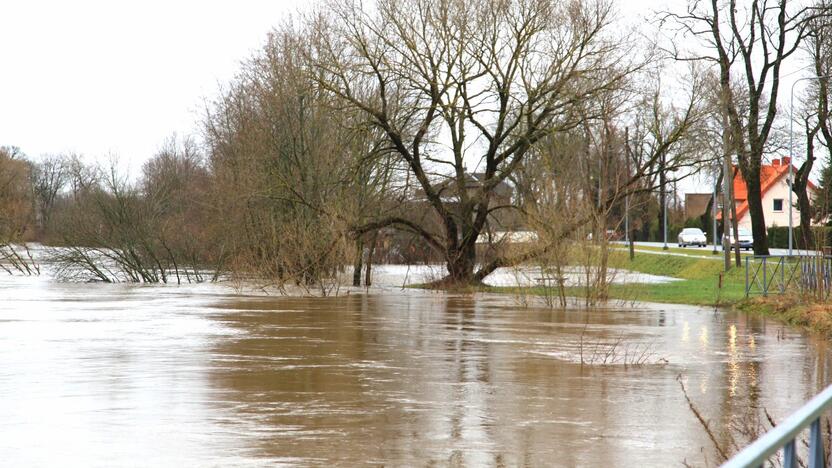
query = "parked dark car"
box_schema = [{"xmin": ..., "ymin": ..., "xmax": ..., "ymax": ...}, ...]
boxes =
[{"xmin": 723, "ymin": 228, "xmax": 754, "ymax": 250}]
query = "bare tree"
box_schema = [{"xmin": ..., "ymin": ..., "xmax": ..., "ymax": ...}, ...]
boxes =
[
  {"xmin": 307, "ymin": 0, "xmax": 654, "ymax": 285},
  {"xmin": 205, "ymin": 27, "xmax": 401, "ymax": 293},
  {"xmin": 30, "ymin": 154, "xmax": 70, "ymax": 238},
  {"xmin": 796, "ymin": 2, "xmax": 832, "ymax": 248},
  {"xmin": 0, "ymin": 146, "xmax": 39, "ymax": 274},
  {"xmin": 663, "ymin": 0, "xmax": 821, "ymax": 255}
]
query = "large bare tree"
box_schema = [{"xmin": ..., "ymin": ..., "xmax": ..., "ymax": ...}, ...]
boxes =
[
  {"xmin": 307, "ymin": 0, "xmax": 650, "ymax": 284},
  {"xmin": 796, "ymin": 2, "xmax": 832, "ymax": 247},
  {"xmin": 664, "ymin": 0, "xmax": 819, "ymax": 255}
]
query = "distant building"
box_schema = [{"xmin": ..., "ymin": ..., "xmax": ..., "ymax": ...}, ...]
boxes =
[
  {"xmin": 684, "ymin": 193, "xmax": 713, "ymax": 220},
  {"xmin": 410, "ymin": 172, "xmax": 522, "ymax": 231},
  {"xmin": 717, "ymin": 157, "xmax": 817, "ymax": 229},
  {"xmin": 425, "ymin": 172, "xmax": 514, "ymax": 207}
]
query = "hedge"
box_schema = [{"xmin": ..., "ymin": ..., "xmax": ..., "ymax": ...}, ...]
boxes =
[{"xmin": 766, "ymin": 226, "xmax": 832, "ymax": 250}]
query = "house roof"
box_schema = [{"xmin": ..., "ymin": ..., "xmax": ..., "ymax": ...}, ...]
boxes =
[
  {"xmin": 717, "ymin": 157, "xmax": 817, "ymax": 221},
  {"xmin": 431, "ymin": 172, "xmax": 513, "ymax": 199}
]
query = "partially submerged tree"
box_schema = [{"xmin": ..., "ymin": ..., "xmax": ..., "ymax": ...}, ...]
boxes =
[
  {"xmin": 0, "ymin": 146, "xmax": 38, "ymax": 274},
  {"xmin": 308, "ymin": 0, "xmax": 652, "ymax": 285},
  {"xmin": 51, "ymin": 151, "xmax": 213, "ymax": 284},
  {"xmin": 205, "ymin": 29, "xmax": 400, "ymax": 292}
]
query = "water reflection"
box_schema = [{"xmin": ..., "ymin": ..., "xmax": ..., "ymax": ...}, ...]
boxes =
[{"xmin": 1, "ymin": 275, "xmax": 831, "ymax": 466}]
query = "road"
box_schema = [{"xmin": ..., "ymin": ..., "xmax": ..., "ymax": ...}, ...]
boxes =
[{"xmin": 613, "ymin": 241, "xmax": 811, "ymax": 257}]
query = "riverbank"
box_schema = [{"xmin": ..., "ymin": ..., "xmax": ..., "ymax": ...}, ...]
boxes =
[
  {"xmin": 600, "ymin": 250, "xmax": 832, "ymax": 339},
  {"xmin": 480, "ymin": 249, "xmax": 832, "ymax": 339},
  {"xmin": 485, "ymin": 250, "xmax": 747, "ymax": 306},
  {"xmin": 736, "ymin": 295, "xmax": 832, "ymax": 337}
]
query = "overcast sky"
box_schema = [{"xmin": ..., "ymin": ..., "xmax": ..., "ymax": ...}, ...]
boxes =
[
  {"xmin": 0, "ymin": 0, "xmax": 305, "ymax": 166},
  {"xmin": 0, "ymin": 0, "xmax": 814, "ymax": 182}
]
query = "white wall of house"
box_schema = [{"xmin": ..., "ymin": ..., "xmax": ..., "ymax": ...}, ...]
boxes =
[{"xmin": 737, "ymin": 177, "xmax": 806, "ymax": 229}]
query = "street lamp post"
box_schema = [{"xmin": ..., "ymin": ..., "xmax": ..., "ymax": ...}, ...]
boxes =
[{"xmin": 789, "ymin": 74, "xmax": 832, "ymax": 256}]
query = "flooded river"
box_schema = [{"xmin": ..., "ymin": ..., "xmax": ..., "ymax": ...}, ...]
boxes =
[{"xmin": 2, "ymin": 274, "xmax": 831, "ymax": 467}]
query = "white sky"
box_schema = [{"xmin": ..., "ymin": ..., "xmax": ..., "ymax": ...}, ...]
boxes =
[
  {"xmin": 0, "ymin": 0, "xmax": 819, "ymax": 186},
  {"xmin": 0, "ymin": 0, "xmax": 305, "ymax": 165}
]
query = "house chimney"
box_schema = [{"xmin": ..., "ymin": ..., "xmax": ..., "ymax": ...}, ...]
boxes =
[
  {"xmin": 782, "ymin": 156, "xmax": 791, "ymax": 165},
  {"xmin": 772, "ymin": 159, "xmax": 780, "ymax": 167}
]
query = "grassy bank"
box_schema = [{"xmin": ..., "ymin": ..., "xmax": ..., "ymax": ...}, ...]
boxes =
[
  {"xmin": 607, "ymin": 251, "xmax": 832, "ymax": 338},
  {"xmin": 605, "ymin": 250, "xmax": 746, "ymax": 305},
  {"xmin": 615, "ymin": 243, "xmax": 752, "ymax": 259},
  {"xmin": 480, "ymin": 247, "xmax": 832, "ymax": 338},
  {"xmin": 487, "ymin": 249, "xmax": 747, "ymax": 306},
  {"xmin": 736, "ymin": 295, "xmax": 832, "ymax": 337}
]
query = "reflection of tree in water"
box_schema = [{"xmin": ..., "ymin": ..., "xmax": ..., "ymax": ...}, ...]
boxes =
[
  {"xmin": 202, "ymin": 294, "xmax": 825, "ymax": 466},
  {"xmin": 205, "ymin": 295, "xmax": 392, "ymax": 464},
  {"xmin": 205, "ymin": 294, "xmax": 596, "ymax": 466}
]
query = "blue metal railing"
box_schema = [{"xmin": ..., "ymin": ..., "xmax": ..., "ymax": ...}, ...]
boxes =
[
  {"xmin": 723, "ymin": 385, "xmax": 832, "ymax": 467},
  {"xmin": 745, "ymin": 255, "xmax": 832, "ymax": 298}
]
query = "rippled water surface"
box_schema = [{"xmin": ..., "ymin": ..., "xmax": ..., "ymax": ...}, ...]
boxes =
[{"xmin": 2, "ymin": 274, "xmax": 831, "ymax": 467}]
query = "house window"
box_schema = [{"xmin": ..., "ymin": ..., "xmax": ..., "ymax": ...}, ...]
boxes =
[{"xmin": 773, "ymin": 199, "xmax": 784, "ymax": 212}]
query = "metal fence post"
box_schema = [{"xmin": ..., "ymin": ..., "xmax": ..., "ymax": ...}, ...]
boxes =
[
  {"xmin": 780, "ymin": 257, "xmax": 785, "ymax": 293},
  {"xmin": 723, "ymin": 385, "xmax": 832, "ymax": 467},
  {"xmin": 784, "ymin": 439, "xmax": 797, "ymax": 468},
  {"xmin": 763, "ymin": 258, "xmax": 768, "ymax": 297},
  {"xmin": 810, "ymin": 417, "xmax": 824, "ymax": 468},
  {"xmin": 745, "ymin": 256, "xmax": 750, "ymax": 298}
]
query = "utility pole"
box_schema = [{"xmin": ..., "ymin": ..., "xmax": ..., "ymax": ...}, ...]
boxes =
[
  {"xmin": 712, "ymin": 162, "xmax": 719, "ymax": 255},
  {"xmin": 661, "ymin": 152, "xmax": 668, "ymax": 250},
  {"xmin": 722, "ymin": 158, "xmax": 732, "ymax": 270}
]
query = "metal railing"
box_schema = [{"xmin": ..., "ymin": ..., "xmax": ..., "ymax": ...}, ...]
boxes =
[
  {"xmin": 723, "ymin": 385, "xmax": 832, "ymax": 467},
  {"xmin": 745, "ymin": 255, "xmax": 832, "ymax": 299}
]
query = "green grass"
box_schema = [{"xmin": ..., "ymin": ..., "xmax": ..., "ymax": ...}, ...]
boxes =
[
  {"xmin": 602, "ymin": 274, "xmax": 745, "ymax": 305},
  {"xmin": 604, "ymin": 251, "xmax": 745, "ymax": 305},
  {"xmin": 488, "ymin": 249, "xmax": 747, "ymax": 307},
  {"xmin": 614, "ymin": 243, "xmax": 752, "ymax": 259}
]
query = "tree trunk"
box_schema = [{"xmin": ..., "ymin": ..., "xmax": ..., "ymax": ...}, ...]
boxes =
[
  {"xmin": 445, "ymin": 241, "xmax": 477, "ymax": 285},
  {"xmin": 352, "ymin": 238, "xmax": 364, "ymax": 287},
  {"xmin": 640, "ymin": 211, "xmax": 651, "ymax": 241},
  {"xmin": 364, "ymin": 230, "xmax": 378, "ymax": 287},
  {"xmin": 722, "ymin": 152, "xmax": 732, "ymax": 270},
  {"xmin": 796, "ymin": 172, "xmax": 814, "ymax": 251},
  {"xmin": 743, "ymin": 165, "xmax": 769, "ymax": 255},
  {"xmin": 795, "ymin": 133, "xmax": 817, "ymax": 250}
]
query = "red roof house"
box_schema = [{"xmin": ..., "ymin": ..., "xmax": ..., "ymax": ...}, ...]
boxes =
[{"xmin": 717, "ymin": 157, "xmax": 816, "ymax": 229}]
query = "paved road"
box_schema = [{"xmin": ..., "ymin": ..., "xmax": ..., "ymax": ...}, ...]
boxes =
[{"xmin": 613, "ymin": 241, "xmax": 811, "ymax": 257}]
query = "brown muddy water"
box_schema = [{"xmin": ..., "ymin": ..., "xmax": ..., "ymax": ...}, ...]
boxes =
[{"xmin": 1, "ymin": 275, "xmax": 831, "ymax": 467}]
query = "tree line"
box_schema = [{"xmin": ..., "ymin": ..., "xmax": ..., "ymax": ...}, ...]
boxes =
[{"xmin": 3, "ymin": 0, "xmax": 832, "ymax": 288}]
